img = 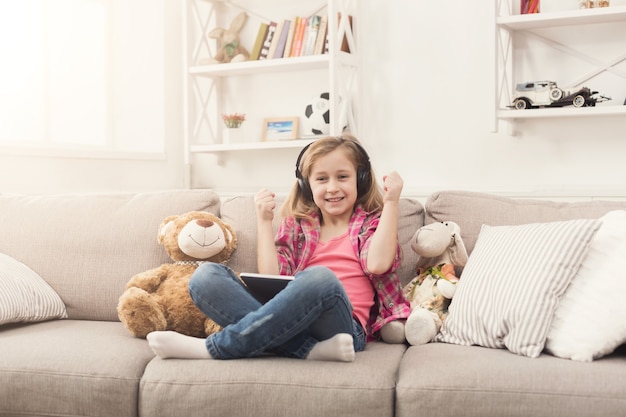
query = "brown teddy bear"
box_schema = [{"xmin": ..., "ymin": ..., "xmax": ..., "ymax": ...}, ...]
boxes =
[{"xmin": 117, "ymin": 211, "xmax": 237, "ymax": 338}]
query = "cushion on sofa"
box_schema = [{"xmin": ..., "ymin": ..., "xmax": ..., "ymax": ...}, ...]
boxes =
[
  {"xmin": 425, "ymin": 190, "xmax": 626, "ymax": 256},
  {"xmin": 437, "ymin": 218, "xmax": 600, "ymax": 358},
  {"xmin": 545, "ymin": 210, "xmax": 626, "ymax": 361},
  {"xmin": 0, "ymin": 253, "xmax": 67, "ymax": 325},
  {"xmin": 396, "ymin": 343, "xmax": 626, "ymax": 417},
  {"xmin": 0, "ymin": 320, "xmax": 155, "ymax": 417},
  {"xmin": 139, "ymin": 342, "xmax": 405, "ymax": 417},
  {"xmin": 0, "ymin": 190, "xmax": 221, "ymax": 321},
  {"xmin": 220, "ymin": 196, "xmax": 424, "ymax": 286}
]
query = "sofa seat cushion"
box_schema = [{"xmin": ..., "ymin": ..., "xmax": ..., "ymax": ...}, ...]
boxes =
[
  {"xmin": 0, "ymin": 189, "xmax": 221, "ymax": 321},
  {"xmin": 139, "ymin": 342, "xmax": 406, "ymax": 417},
  {"xmin": 0, "ymin": 320, "xmax": 155, "ymax": 417},
  {"xmin": 396, "ymin": 343, "xmax": 626, "ymax": 417}
]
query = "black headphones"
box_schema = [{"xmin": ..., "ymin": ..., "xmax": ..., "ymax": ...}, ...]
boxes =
[{"xmin": 294, "ymin": 138, "xmax": 372, "ymax": 200}]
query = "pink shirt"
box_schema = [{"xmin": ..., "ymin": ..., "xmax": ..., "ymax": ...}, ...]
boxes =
[
  {"xmin": 274, "ymin": 206, "xmax": 411, "ymax": 340},
  {"xmin": 307, "ymin": 231, "xmax": 375, "ymax": 330}
]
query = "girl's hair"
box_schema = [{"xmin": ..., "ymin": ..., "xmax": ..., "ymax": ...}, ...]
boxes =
[{"xmin": 281, "ymin": 134, "xmax": 383, "ymax": 220}]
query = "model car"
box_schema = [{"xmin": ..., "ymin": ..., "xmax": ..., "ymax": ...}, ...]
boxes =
[{"xmin": 511, "ymin": 80, "xmax": 611, "ymax": 109}]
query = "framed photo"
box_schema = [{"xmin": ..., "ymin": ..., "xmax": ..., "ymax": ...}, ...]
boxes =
[{"xmin": 262, "ymin": 117, "xmax": 299, "ymax": 141}]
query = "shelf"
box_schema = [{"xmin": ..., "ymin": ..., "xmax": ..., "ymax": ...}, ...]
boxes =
[
  {"xmin": 183, "ymin": 0, "xmax": 359, "ymax": 177},
  {"xmin": 497, "ymin": 6, "xmax": 626, "ymax": 30},
  {"xmin": 497, "ymin": 105, "xmax": 626, "ymax": 120},
  {"xmin": 189, "ymin": 52, "xmax": 356, "ymax": 77},
  {"xmin": 190, "ymin": 138, "xmax": 316, "ymax": 153}
]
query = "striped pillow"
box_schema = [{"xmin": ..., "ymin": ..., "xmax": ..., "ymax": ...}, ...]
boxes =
[
  {"xmin": 436, "ymin": 218, "xmax": 600, "ymax": 358},
  {"xmin": 0, "ymin": 253, "xmax": 68, "ymax": 325}
]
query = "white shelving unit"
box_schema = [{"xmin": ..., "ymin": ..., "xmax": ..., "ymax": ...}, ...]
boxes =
[
  {"xmin": 182, "ymin": 0, "xmax": 358, "ymax": 185},
  {"xmin": 492, "ymin": 2, "xmax": 626, "ymax": 133}
]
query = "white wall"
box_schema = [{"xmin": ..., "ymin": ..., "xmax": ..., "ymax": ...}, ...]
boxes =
[
  {"xmin": 2, "ymin": 0, "xmax": 625, "ymax": 199},
  {"xmin": 359, "ymin": 0, "xmax": 626, "ymax": 199}
]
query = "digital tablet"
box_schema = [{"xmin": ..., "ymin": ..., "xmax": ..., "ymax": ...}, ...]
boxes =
[{"xmin": 240, "ymin": 272, "xmax": 295, "ymax": 304}]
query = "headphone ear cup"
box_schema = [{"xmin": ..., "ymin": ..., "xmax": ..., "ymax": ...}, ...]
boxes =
[
  {"xmin": 356, "ymin": 168, "xmax": 371, "ymax": 197},
  {"xmin": 297, "ymin": 177, "xmax": 313, "ymax": 200}
]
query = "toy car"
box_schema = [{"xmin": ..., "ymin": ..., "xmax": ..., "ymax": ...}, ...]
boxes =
[{"xmin": 511, "ymin": 80, "xmax": 611, "ymax": 109}]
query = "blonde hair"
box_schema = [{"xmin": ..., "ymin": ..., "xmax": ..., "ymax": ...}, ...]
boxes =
[{"xmin": 281, "ymin": 134, "xmax": 383, "ymax": 220}]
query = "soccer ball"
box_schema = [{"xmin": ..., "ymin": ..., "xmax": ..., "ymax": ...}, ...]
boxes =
[{"xmin": 303, "ymin": 92, "xmax": 330, "ymax": 136}]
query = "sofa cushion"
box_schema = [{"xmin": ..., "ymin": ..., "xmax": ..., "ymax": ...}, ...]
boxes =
[
  {"xmin": 437, "ymin": 218, "xmax": 600, "ymax": 358},
  {"xmin": 545, "ymin": 210, "xmax": 626, "ymax": 361},
  {"xmin": 0, "ymin": 320, "xmax": 155, "ymax": 417},
  {"xmin": 0, "ymin": 190, "xmax": 220, "ymax": 321},
  {"xmin": 220, "ymin": 196, "xmax": 424, "ymax": 286},
  {"xmin": 396, "ymin": 343, "xmax": 626, "ymax": 417},
  {"xmin": 139, "ymin": 342, "xmax": 405, "ymax": 417},
  {"xmin": 425, "ymin": 190, "xmax": 626, "ymax": 256},
  {"xmin": 0, "ymin": 252, "xmax": 67, "ymax": 325}
]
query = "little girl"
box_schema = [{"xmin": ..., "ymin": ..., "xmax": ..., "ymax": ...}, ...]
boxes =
[{"xmin": 147, "ymin": 135, "xmax": 411, "ymax": 362}]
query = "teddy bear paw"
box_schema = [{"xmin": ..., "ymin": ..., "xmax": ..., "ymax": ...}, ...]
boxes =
[{"xmin": 405, "ymin": 308, "xmax": 439, "ymax": 346}]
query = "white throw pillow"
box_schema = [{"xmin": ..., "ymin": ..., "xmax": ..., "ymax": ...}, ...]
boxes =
[
  {"xmin": 437, "ymin": 218, "xmax": 600, "ymax": 358},
  {"xmin": 545, "ymin": 210, "xmax": 626, "ymax": 361},
  {"xmin": 0, "ymin": 253, "xmax": 68, "ymax": 325}
]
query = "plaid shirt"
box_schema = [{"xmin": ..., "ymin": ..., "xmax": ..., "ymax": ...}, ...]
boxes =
[{"xmin": 274, "ymin": 206, "xmax": 411, "ymax": 339}]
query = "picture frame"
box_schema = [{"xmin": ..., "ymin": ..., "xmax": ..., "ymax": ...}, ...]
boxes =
[{"xmin": 262, "ymin": 117, "xmax": 299, "ymax": 141}]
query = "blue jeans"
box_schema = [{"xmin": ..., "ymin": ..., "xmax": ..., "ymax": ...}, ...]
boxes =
[{"xmin": 188, "ymin": 263, "xmax": 367, "ymax": 359}]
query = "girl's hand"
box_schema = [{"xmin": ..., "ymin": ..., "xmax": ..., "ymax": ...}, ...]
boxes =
[
  {"xmin": 254, "ymin": 188, "xmax": 276, "ymax": 221},
  {"xmin": 382, "ymin": 171, "xmax": 403, "ymax": 203}
]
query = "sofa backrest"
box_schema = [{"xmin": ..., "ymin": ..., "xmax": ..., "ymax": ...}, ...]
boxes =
[
  {"xmin": 0, "ymin": 190, "xmax": 221, "ymax": 321},
  {"xmin": 221, "ymin": 196, "xmax": 425, "ymax": 286},
  {"xmin": 425, "ymin": 190, "xmax": 626, "ymax": 256}
]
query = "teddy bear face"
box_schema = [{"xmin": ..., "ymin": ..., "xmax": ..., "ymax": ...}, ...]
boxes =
[{"xmin": 158, "ymin": 212, "xmax": 236, "ymax": 263}]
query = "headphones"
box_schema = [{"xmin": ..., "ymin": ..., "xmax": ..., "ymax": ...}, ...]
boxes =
[{"xmin": 295, "ymin": 137, "xmax": 372, "ymax": 200}]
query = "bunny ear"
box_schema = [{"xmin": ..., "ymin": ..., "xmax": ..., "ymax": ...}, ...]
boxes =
[
  {"xmin": 230, "ymin": 12, "xmax": 248, "ymax": 32},
  {"xmin": 449, "ymin": 231, "xmax": 469, "ymax": 267},
  {"xmin": 208, "ymin": 27, "xmax": 225, "ymax": 39}
]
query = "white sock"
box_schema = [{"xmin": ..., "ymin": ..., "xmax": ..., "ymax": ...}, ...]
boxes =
[
  {"xmin": 306, "ymin": 333, "xmax": 355, "ymax": 362},
  {"xmin": 147, "ymin": 331, "xmax": 212, "ymax": 359}
]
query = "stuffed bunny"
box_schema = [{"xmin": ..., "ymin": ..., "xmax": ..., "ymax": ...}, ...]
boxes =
[
  {"xmin": 203, "ymin": 11, "xmax": 250, "ymax": 64},
  {"xmin": 403, "ymin": 221, "xmax": 468, "ymax": 345}
]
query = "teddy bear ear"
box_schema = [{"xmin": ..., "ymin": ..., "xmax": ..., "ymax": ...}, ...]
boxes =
[
  {"xmin": 448, "ymin": 224, "xmax": 469, "ymax": 267},
  {"xmin": 157, "ymin": 216, "xmax": 177, "ymax": 244}
]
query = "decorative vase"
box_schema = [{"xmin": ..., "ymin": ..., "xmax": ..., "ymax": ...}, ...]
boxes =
[{"xmin": 223, "ymin": 128, "xmax": 244, "ymax": 144}]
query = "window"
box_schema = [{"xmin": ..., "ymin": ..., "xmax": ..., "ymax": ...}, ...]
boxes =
[{"xmin": 0, "ymin": 0, "xmax": 165, "ymax": 155}]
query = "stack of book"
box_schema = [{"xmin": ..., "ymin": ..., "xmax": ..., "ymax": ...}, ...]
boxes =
[{"xmin": 249, "ymin": 15, "xmax": 329, "ymax": 61}]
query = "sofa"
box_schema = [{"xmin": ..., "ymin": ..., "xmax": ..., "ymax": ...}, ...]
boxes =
[{"xmin": 1, "ymin": 189, "xmax": 625, "ymax": 417}]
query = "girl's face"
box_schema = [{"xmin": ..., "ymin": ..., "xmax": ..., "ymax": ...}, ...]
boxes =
[{"xmin": 308, "ymin": 148, "xmax": 358, "ymax": 223}]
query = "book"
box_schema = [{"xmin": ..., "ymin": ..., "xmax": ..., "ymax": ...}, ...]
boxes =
[
  {"xmin": 303, "ymin": 15, "xmax": 321, "ymax": 56},
  {"xmin": 259, "ymin": 21, "xmax": 277, "ymax": 60},
  {"xmin": 282, "ymin": 17, "xmax": 297, "ymax": 59},
  {"xmin": 240, "ymin": 272, "xmax": 295, "ymax": 304},
  {"xmin": 273, "ymin": 19, "xmax": 291, "ymax": 59},
  {"xmin": 313, "ymin": 15, "xmax": 328, "ymax": 56},
  {"xmin": 249, "ymin": 23, "xmax": 269, "ymax": 61},
  {"xmin": 267, "ymin": 19, "xmax": 285, "ymax": 59},
  {"xmin": 290, "ymin": 16, "xmax": 307, "ymax": 57}
]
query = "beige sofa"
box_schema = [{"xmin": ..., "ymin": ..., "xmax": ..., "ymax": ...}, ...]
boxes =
[{"xmin": 1, "ymin": 189, "xmax": 625, "ymax": 417}]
